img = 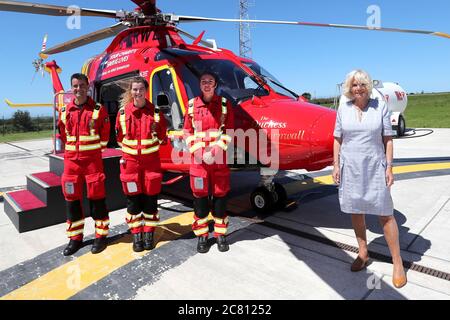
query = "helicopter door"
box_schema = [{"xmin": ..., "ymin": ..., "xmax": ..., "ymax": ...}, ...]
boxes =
[{"xmin": 150, "ymin": 66, "xmax": 185, "ymax": 131}]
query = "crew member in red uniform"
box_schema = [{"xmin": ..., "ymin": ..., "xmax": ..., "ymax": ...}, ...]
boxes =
[
  {"xmin": 116, "ymin": 77, "xmax": 167, "ymax": 252},
  {"xmin": 183, "ymin": 71, "xmax": 234, "ymax": 253},
  {"xmin": 59, "ymin": 73, "xmax": 110, "ymax": 256}
]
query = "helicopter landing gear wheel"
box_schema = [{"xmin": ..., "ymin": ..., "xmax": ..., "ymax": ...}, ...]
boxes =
[
  {"xmin": 397, "ymin": 115, "xmax": 406, "ymax": 136},
  {"xmin": 272, "ymin": 182, "xmax": 287, "ymax": 209},
  {"xmin": 250, "ymin": 187, "xmax": 274, "ymax": 214}
]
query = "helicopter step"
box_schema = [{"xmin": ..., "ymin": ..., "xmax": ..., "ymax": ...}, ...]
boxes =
[{"xmin": 3, "ymin": 149, "xmax": 127, "ymax": 233}]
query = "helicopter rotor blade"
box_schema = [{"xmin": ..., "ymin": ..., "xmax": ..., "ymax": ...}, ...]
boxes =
[
  {"xmin": 41, "ymin": 22, "xmax": 128, "ymax": 56},
  {"xmin": 175, "ymin": 27, "xmax": 214, "ymax": 48},
  {"xmin": 131, "ymin": 0, "xmax": 158, "ymax": 15},
  {"xmin": 0, "ymin": 0, "xmax": 119, "ymax": 18},
  {"xmin": 174, "ymin": 15, "xmax": 450, "ymax": 39}
]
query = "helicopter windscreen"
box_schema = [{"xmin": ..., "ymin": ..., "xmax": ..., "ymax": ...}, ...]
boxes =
[
  {"xmin": 180, "ymin": 59, "xmax": 269, "ymax": 104},
  {"xmin": 243, "ymin": 62, "xmax": 298, "ymax": 99}
]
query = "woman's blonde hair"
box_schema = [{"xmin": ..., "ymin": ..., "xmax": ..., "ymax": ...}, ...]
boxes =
[
  {"xmin": 342, "ymin": 69, "xmax": 373, "ymax": 99},
  {"xmin": 119, "ymin": 76, "xmax": 149, "ymax": 108}
]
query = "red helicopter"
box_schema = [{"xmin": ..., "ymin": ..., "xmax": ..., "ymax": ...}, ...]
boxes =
[{"xmin": 1, "ymin": 0, "xmax": 449, "ymax": 214}]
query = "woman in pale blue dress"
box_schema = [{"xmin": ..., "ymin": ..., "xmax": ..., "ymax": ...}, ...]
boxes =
[{"xmin": 332, "ymin": 70, "xmax": 407, "ymax": 288}]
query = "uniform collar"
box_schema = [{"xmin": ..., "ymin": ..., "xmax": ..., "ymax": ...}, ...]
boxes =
[
  {"xmin": 130, "ymin": 100, "xmax": 152, "ymax": 113},
  {"xmin": 68, "ymin": 97, "xmax": 94, "ymax": 110},
  {"xmin": 195, "ymin": 95, "xmax": 220, "ymax": 108}
]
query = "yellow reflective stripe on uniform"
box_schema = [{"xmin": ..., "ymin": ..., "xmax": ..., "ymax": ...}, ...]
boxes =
[
  {"xmin": 60, "ymin": 106, "xmax": 67, "ymax": 125},
  {"xmin": 144, "ymin": 221, "xmax": 159, "ymax": 227},
  {"xmin": 92, "ymin": 108, "xmax": 100, "ymax": 120},
  {"xmin": 188, "ymin": 99, "xmax": 195, "ymax": 131},
  {"xmin": 141, "ymin": 145, "xmax": 160, "ymax": 154},
  {"xmin": 213, "ymin": 217, "xmax": 229, "ymax": 225},
  {"xmin": 90, "ymin": 108, "xmax": 100, "ymax": 136},
  {"xmin": 69, "ymin": 220, "xmax": 85, "ymax": 228},
  {"xmin": 141, "ymin": 138, "xmax": 159, "ymax": 145},
  {"xmin": 101, "ymin": 141, "xmax": 108, "ymax": 147},
  {"xmin": 214, "ymin": 226, "xmax": 227, "ymax": 234},
  {"xmin": 78, "ymin": 144, "xmax": 101, "ymax": 151},
  {"xmin": 126, "ymin": 213, "xmax": 142, "ymax": 221},
  {"xmin": 154, "ymin": 112, "xmax": 160, "ymax": 123},
  {"xmin": 67, "ymin": 229, "xmax": 84, "ymax": 237},
  {"xmin": 168, "ymin": 130, "xmax": 184, "ymax": 138},
  {"xmin": 122, "ymin": 138, "xmax": 138, "ymax": 146},
  {"xmin": 96, "ymin": 228, "xmax": 109, "ymax": 236},
  {"xmin": 66, "ymin": 135, "xmax": 77, "ymax": 142},
  {"xmin": 194, "ymin": 132, "xmax": 207, "ymax": 138},
  {"xmin": 207, "ymin": 131, "xmax": 221, "ymax": 138},
  {"xmin": 143, "ymin": 213, "xmax": 160, "ymax": 220},
  {"xmin": 119, "ymin": 108, "xmax": 126, "ymax": 135},
  {"xmin": 65, "ymin": 144, "xmax": 76, "ymax": 151},
  {"xmin": 95, "ymin": 219, "xmax": 110, "ymax": 227},
  {"xmin": 193, "ymin": 227, "xmax": 209, "ymax": 236},
  {"xmin": 221, "ymin": 97, "xmax": 227, "ymax": 114},
  {"xmin": 122, "ymin": 146, "xmax": 138, "ymax": 155},
  {"xmin": 128, "ymin": 221, "xmax": 143, "ymax": 229},
  {"xmin": 195, "ymin": 217, "xmax": 209, "ymax": 226},
  {"xmin": 220, "ymin": 134, "xmax": 232, "ymax": 142},
  {"xmin": 186, "ymin": 135, "xmax": 196, "ymax": 144},
  {"xmin": 79, "ymin": 135, "xmax": 100, "ymax": 142},
  {"xmin": 215, "ymin": 140, "xmax": 228, "ymax": 151},
  {"xmin": 189, "ymin": 142, "xmax": 205, "ymax": 153},
  {"xmin": 188, "ymin": 99, "xmax": 195, "ymax": 115}
]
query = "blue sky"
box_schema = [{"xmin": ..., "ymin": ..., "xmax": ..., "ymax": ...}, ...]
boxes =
[{"xmin": 0, "ymin": 0, "xmax": 449, "ymax": 118}]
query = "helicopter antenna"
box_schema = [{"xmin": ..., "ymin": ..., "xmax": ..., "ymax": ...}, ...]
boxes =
[{"xmin": 239, "ymin": 0, "xmax": 253, "ymax": 58}]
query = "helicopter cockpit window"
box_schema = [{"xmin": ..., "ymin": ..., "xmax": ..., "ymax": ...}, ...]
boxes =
[
  {"xmin": 151, "ymin": 68, "xmax": 183, "ymax": 130},
  {"xmin": 180, "ymin": 58, "xmax": 269, "ymax": 104},
  {"xmin": 243, "ymin": 62, "xmax": 298, "ymax": 100},
  {"xmin": 155, "ymin": 48, "xmax": 209, "ymax": 61}
]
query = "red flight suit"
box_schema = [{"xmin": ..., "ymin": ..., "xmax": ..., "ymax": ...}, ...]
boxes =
[
  {"xmin": 116, "ymin": 100, "xmax": 167, "ymax": 234},
  {"xmin": 58, "ymin": 97, "xmax": 110, "ymax": 241},
  {"xmin": 183, "ymin": 95, "xmax": 234, "ymax": 238}
]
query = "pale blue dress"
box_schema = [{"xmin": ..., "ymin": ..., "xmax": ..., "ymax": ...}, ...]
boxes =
[{"xmin": 333, "ymin": 97, "xmax": 394, "ymax": 216}]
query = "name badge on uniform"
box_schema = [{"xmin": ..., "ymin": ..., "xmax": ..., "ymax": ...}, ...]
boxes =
[
  {"xmin": 194, "ymin": 177, "xmax": 204, "ymax": 190},
  {"xmin": 65, "ymin": 182, "xmax": 75, "ymax": 195},
  {"xmin": 127, "ymin": 182, "xmax": 138, "ymax": 193}
]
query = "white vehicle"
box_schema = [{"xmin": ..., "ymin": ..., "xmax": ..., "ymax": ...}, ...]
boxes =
[
  {"xmin": 336, "ymin": 81, "xmax": 408, "ymax": 136},
  {"xmin": 372, "ymin": 81, "xmax": 408, "ymax": 136}
]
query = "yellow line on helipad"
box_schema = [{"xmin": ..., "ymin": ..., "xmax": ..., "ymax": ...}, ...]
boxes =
[
  {"xmin": 1, "ymin": 211, "xmax": 195, "ymax": 300},
  {"xmin": 306, "ymin": 162, "xmax": 450, "ymax": 189}
]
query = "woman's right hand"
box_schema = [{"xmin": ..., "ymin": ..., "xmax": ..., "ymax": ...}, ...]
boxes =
[{"xmin": 332, "ymin": 164, "xmax": 340, "ymax": 185}]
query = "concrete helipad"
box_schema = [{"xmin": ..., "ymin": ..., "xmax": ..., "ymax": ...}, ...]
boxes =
[{"xmin": 1, "ymin": 128, "xmax": 450, "ymax": 300}]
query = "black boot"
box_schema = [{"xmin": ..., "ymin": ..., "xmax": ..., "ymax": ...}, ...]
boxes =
[
  {"xmin": 143, "ymin": 232, "xmax": 154, "ymax": 250},
  {"xmin": 217, "ymin": 235, "xmax": 229, "ymax": 252},
  {"xmin": 197, "ymin": 236, "xmax": 209, "ymax": 254},
  {"xmin": 91, "ymin": 237, "xmax": 108, "ymax": 254},
  {"xmin": 63, "ymin": 239, "xmax": 83, "ymax": 256},
  {"xmin": 133, "ymin": 233, "xmax": 144, "ymax": 252}
]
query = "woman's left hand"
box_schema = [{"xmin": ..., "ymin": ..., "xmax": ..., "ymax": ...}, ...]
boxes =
[{"xmin": 386, "ymin": 168, "xmax": 394, "ymax": 187}]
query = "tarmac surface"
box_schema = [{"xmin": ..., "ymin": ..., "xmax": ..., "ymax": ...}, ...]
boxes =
[{"xmin": 1, "ymin": 128, "xmax": 450, "ymax": 300}]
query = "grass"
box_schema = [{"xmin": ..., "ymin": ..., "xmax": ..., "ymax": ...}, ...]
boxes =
[
  {"xmin": 404, "ymin": 93, "xmax": 450, "ymax": 128},
  {"xmin": 0, "ymin": 130, "xmax": 53, "ymax": 143},
  {"xmin": 318, "ymin": 92, "xmax": 450, "ymax": 128}
]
